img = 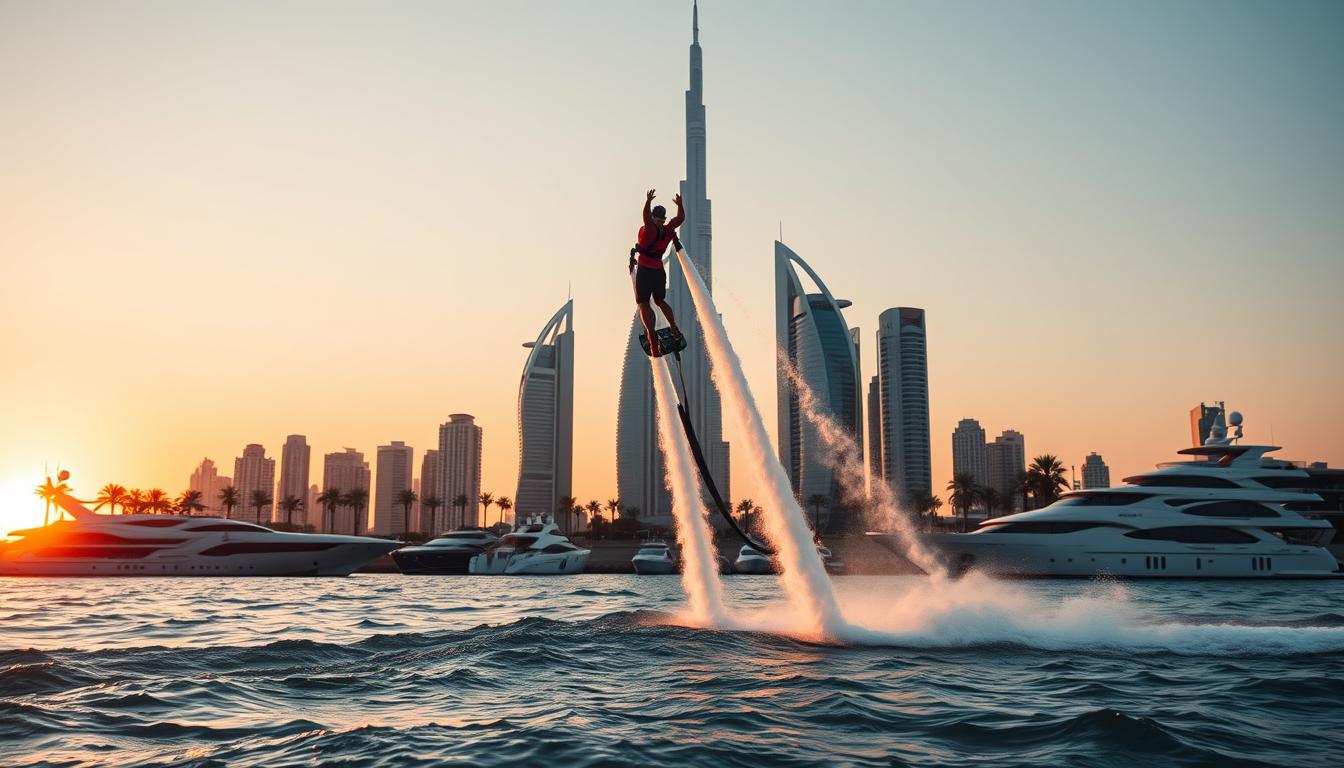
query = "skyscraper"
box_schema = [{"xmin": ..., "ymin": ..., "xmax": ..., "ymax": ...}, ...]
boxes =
[
  {"xmin": 1081, "ymin": 452, "xmax": 1111, "ymax": 489},
  {"xmin": 232, "ymin": 444, "xmax": 276, "ymax": 525},
  {"xmin": 516, "ymin": 299, "xmax": 574, "ymax": 522},
  {"xmin": 373, "ymin": 441, "xmax": 414, "ymax": 537},
  {"xmin": 419, "ymin": 449, "xmax": 440, "ymax": 532},
  {"xmin": 438, "ymin": 414, "xmax": 482, "ymax": 528},
  {"xmin": 986, "ymin": 429, "xmax": 1027, "ymax": 504},
  {"xmin": 951, "ymin": 418, "xmax": 989, "ymax": 488},
  {"xmin": 874, "ymin": 308, "xmax": 932, "ymax": 502},
  {"xmin": 323, "ymin": 448, "xmax": 370, "ymax": 534},
  {"xmin": 775, "ymin": 241, "xmax": 862, "ymax": 527},
  {"xmin": 188, "ymin": 457, "xmax": 231, "ymax": 514},
  {"xmin": 867, "ymin": 375, "xmax": 881, "ymax": 492},
  {"xmin": 278, "ymin": 435, "xmax": 310, "ymax": 516},
  {"xmin": 616, "ymin": 2, "xmax": 727, "ymax": 528}
]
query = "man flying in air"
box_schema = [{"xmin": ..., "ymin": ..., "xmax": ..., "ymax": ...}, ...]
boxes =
[{"xmin": 629, "ymin": 188, "xmax": 684, "ymax": 356}]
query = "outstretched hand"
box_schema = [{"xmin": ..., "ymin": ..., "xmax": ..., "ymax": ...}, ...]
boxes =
[
  {"xmin": 673, "ymin": 193, "xmax": 682, "ymax": 207},
  {"xmin": 646, "ymin": 188, "xmax": 656, "ymax": 201}
]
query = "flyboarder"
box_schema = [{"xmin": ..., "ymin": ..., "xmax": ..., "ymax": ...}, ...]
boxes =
[{"xmin": 629, "ymin": 189, "xmax": 685, "ymax": 357}]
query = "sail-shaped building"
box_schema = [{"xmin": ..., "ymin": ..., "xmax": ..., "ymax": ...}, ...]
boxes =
[
  {"xmin": 616, "ymin": 2, "xmax": 727, "ymax": 527},
  {"xmin": 515, "ymin": 299, "xmax": 574, "ymax": 521},
  {"xmin": 774, "ymin": 241, "xmax": 863, "ymax": 530}
]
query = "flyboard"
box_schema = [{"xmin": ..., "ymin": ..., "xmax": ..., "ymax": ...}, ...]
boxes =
[{"xmin": 631, "ymin": 245, "xmax": 774, "ymax": 555}]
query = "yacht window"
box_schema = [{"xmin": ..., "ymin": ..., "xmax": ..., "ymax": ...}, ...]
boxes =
[
  {"xmin": 495, "ymin": 535, "xmax": 538, "ymax": 550},
  {"xmin": 124, "ymin": 519, "xmax": 187, "ymax": 527},
  {"xmin": 1055, "ymin": 493, "xmax": 1151, "ymax": 507},
  {"xmin": 1125, "ymin": 475, "xmax": 1240, "ymax": 489},
  {"xmin": 1252, "ymin": 476, "xmax": 1306, "ymax": 490},
  {"xmin": 978, "ymin": 521, "xmax": 1122, "ymax": 534},
  {"xmin": 1181, "ymin": 501, "xmax": 1279, "ymax": 519},
  {"xmin": 541, "ymin": 544, "xmax": 577, "ymax": 553},
  {"xmin": 1124, "ymin": 527, "xmax": 1258, "ymax": 544},
  {"xmin": 1163, "ymin": 499, "xmax": 1204, "ymax": 507},
  {"xmin": 1268, "ymin": 528, "xmax": 1325, "ymax": 545},
  {"xmin": 186, "ymin": 523, "xmax": 271, "ymax": 532},
  {"xmin": 199, "ymin": 542, "xmax": 338, "ymax": 556}
]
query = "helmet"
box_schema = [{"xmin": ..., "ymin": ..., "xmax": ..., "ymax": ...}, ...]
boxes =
[{"xmin": 651, "ymin": 205, "xmax": 667, "ymax": 218}]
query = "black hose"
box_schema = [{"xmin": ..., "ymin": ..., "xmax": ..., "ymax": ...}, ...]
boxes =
[{"xmin": 669, "ymin": 354, "xmax": 774, "ymax": 555}]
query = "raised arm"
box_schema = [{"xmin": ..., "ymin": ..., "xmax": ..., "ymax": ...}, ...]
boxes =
[
  {"xmin": 643, "ymin": 188, "xmax": 656, "ymax": 227},
  {"xmin": 668, "ymin": 193, "xmax": 685, "ymax": 228}
]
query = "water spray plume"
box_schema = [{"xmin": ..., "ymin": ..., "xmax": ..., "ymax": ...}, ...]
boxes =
[
  {"xmin": 651, "ymin": 358, "xmax": 727, "ymax": 624},
  {"xmin": 674, "ymin": 249, "xmax": 846, "ymax": 640},
  {"xmin": 777, "ymin": 352, "xmax": 946, "ymax": 578}
]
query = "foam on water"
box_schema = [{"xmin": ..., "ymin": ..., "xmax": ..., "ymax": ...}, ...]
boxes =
[
  {"xmin": 650, "ymin": 356, "xmax": 728, "ymax": 624},
  {"xmin": 675, "ymin": 248, "xmax": 845, "ymax": 640}
]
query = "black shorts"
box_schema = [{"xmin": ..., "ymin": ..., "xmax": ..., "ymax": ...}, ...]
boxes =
[{"xmin": 634, "ymin": 265, "xmax": 666, "ymax": 304}]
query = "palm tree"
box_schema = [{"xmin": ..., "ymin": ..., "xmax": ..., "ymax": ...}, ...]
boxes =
[
  {"xmin": 123, "ymin": 489, "xmax": 146, "ymax": 515},
  {"xmin": 606, "ymin": 498, "xmax": 621, "ymax": 525},
  {"xmin": 735, "ymin": 499, "xmax": 754, "ymax": 530},
  {"xmin": 495, "ymin": 496, "xmax": 512, "ymax": 528},
  {"xmin": 1025, "ymin": 455, "xmax": 1069, "ymax": 509},
  {"xmin": 751, "ymin": 505, "xmax": 764, "ymax": 534},
  {"xmin": 249, "ymin": 489, "xmax": 273, "ymax": 525},
  {"xmin": 927, "ymin": 494, "xmax": 944, "ymax": 528},
  {"xmin": 316, "ymin": 488, "xmax": 342, "ymax": 533},
  {"xmin": 979, "ymin": 486, "xmax": 1004, "ymax": 520},
  {"xmin": 218, "ymin": 485, "xmax": 239, "ymax": 520},
  {"xmin": 34, "ymin": 474, "xmax": 72, "ymax": 526},
  {"xmin": 805, "ymin": 494, "xmax": 828, "ymax": 533},
  {"xmin": 584, "ymin": 500, "xmax": 602, "ymax": 533},
  {"xmin": 476, "ymin": 492, "xmax": 493, "ymax": 529},
  {"xmin": 556, "ymin": 495, "xmax": 577, "ymax": 533},
  {"xmin": 144, "ymin": 488, "xmax": 172, "ymax": 515},
  {"xmin": 1013, "ymin": 471, "xmax": 1031, "ymax": 513},
  {"xmin": 176, "ymin": 489, "xmax": 206, "ymax": 516},
  {"xmin": 421, "ymin": 495, "xmax": 443, "ymax": 535},
  {"xmin": 452, "ymin": 494, "xmax": 469, "ymax": 530},
  {"xmin": 946, "ymin": 473, "xmax": 978, "ymax": 532},
  {"xmin": 95, "ymin": 483, "xmax": 128, "ymax": 515},
  {"xmin": 278, "ymin": 495, "xmax": 303, "ymax": 527},
  {"xmin": 343, "ymin": 488, "xmax": 368, "ymax": 535},
  {"xmin": 396, "ymin": 488, "xmax": 418, "ymax": 539}
]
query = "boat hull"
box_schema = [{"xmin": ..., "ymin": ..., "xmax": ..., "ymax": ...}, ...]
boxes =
[
  {"xmin": 469, "ymin": 549, "xmax": 591, "ymax": 575},
  {"xmin": 734, "ymin": 556, "xmax": 774, "ymax": 575},
  {"xmin": 632, "ymin": 557, "xmax": 676, "ymax": 575},
  {"xmin": 926, "ymin": 533, "xmax": 1341, "ymax": 579},
  {"xmin": 390, "ymin": 547, "xmax": 480, "ymax": 575},
  {"xmin": 0, "ymin": 540, "xmax": 400, "ymax": 577}
]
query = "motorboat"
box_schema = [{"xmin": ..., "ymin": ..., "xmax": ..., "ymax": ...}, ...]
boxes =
[
  {"xmin": 468, "ymin": 516, "xmax": 590, "ymax": 575},
  {"xmin": 733, "ymin": 544, "xmax": 773, "ymax": 574},
  {"xmin": 631, "ymin": 541, "xmax": 676, "ymax": 574},
  {"xmin": 817, "ymin": 543, "xmax": 846, "ymax": 575},
  {"xmin": 1, "ymin": 479, "xmax": 399, "ymax": 577},
  {"xmin": 927, "ymin": 407, "xmax": 1340, "ymax": 579},
  {"xmin": 390, "ymin": 529, "xmax": 498, "ymax": 575}
]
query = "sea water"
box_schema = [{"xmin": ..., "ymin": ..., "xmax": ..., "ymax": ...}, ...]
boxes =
[{"xmin": 2, "ymin": 575, "xmax": 1342, "ymax": 767}]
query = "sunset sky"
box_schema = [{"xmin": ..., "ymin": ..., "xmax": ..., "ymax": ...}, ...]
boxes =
[{"xmin": 2, "ymin": 0, "xmax": 1342, "ymax": 533}]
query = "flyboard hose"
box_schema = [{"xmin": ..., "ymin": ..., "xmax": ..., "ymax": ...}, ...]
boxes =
[{"xmin": 629, "ymin": 242, "xmax": 774, "ymax": 554}]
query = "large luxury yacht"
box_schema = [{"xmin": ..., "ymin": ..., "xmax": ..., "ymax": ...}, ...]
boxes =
[
  {"xmin": 391, "ymin": 529, "xmax": 498, "ymax": 575},
  {"xmin": 1, "ymin": 479, "xmax": 400, "ymax": 577},
  {"xmin": 928, "ymin": 409, "xmax": 1340, "ymax": 579},
  {"xmin": 468, "ymin": 516, "xmax": 590, "ymax": 575}
]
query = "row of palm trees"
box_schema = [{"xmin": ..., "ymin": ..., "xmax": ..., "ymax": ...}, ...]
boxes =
[{"xmin": 912, "ymin": 454, "xmax": 1072, "ymax": 532}]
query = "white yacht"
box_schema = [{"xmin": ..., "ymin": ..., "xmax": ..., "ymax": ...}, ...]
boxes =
[
  {"xmin": 1, "ymin": 481, "xmax": 400, "ymax": 577},
  {"xmin": 928, "ymin": 409, "xmax": 1339, "ymax": 579},
  {"xmin": 631, "ymin": 541, "xmax": 676, "ymax": 574},
  {"xmin": 733, "ymin": 544, "xmax": 774, "ymax": 574},
  {"xmin": 468, "ymin": 516, "xmax": 590, "ymax": 575},
  {"xmin": 817, "ymin": 543, "xmax": 846, "ymax": 575},
  {"xmin": 390, "ymin": 529, "xmax": 498, "ymax": 575}
]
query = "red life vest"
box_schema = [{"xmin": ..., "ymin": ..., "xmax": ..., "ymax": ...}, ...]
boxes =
[{"xmin": 633, "ymin": 224, "xmax": 678, "ymax": 269}]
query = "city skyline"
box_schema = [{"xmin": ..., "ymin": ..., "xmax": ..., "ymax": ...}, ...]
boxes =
[{"xmin": 4, "ymin": 2, "xmax": 1343, "ymax": 533}]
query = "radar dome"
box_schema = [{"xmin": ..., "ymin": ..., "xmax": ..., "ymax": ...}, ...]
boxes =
[{"xmin": 1228, "ymin": 411, "xmax": 1243, "ymax": 426}]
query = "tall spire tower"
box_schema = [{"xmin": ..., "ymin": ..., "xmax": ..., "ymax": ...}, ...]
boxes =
[{"xmin": 616, "ymin": 2, "xmax": 729, "ymax": 527}]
